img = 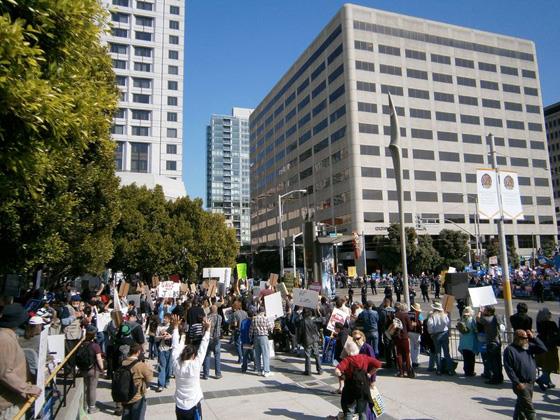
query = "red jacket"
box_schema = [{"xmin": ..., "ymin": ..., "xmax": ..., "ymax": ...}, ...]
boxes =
[{"xmin": 336, "ymin": 354, "xmax": 381, "ymax": 380}]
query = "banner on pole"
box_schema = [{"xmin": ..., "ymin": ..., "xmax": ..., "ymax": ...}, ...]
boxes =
[
  {"xmin": 499, "ymin": 170, "xmax": 524, "ymax": 220},
  {"xmin": 476, "ymin": 169, "xmax": 499, "ymax": 220}
]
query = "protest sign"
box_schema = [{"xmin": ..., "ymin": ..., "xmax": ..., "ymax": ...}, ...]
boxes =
[
  {"xmin": 222, "ymin": 307, "xmax": 233, "ymax": 322},
  {"xmin": 277, "ymin": 282, "xmax": 288, "ymax": 298},
  {"xmin": 268, "ymin": 273, "xmax": 279, "ymax": 287},
  {"xmin": 180, "ymin": 283, "xmax": 189, "ymax": 294},
  {"xmin": 292, "ymin": 288, "xmax": 319, "ymax": 309},
  {"xmin": 96, "ymin": 312, "xmax": 112, "ymax": 332},
  {"xmin": 208, "ymin": 280, "xmax": 218, "ymax": 297},
  {"xmin": 327, "ymin": 307, "xmax": 348, "ymax": 332},
  {"xmin": 35, "ymin": 329, "xmax": 49, "ymax": 413},
  {"xmin": 468, "ymin": 285, "xmax": 498, "ymax": 308},
  {"xmin": 259, "ymin": 281, "xmax": 267, "ymax": 290},
  {"xmin": 308, "ymin": 283, "xmax": 322, "ymax": 293},
  {"xmin": 237, "ymin": 263, "xmax": 248, "ymax": 280},
  {"xmin": 47, "ymin": 334, "xmax": 65, "ymax": 365},
  {"xmin": 348, "ymin": 266, "xmax": 356, "ymax": 278},
  {"xmin": 158, "ymin": 281, "xmax": 180, "ymax": 298},
  {"xmin": 189, "ymin": 283, "xmax": 197, "ymax": 293},
  {"xmin": 118, "ymin": 281, "xmax": 129, "ymax": 298},
  {"xmin": 128, "ymin": 294, "xmax": 141, "ymax": 309},
  {"xmin": 264, "ymin": 292, "xmax": 284, "ymax": 320},
  {"xmin": 442, "ymin": 294, "xmax": 455, "ymax": 313},
  {"xmin": 113, "ymin": 287, "xmax": 124, "ymax": 312}
]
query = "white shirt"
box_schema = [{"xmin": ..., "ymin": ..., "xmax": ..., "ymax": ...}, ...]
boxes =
[{"xmin": 171, "ymin": 328, "xmax": 210, "ymax": 410}]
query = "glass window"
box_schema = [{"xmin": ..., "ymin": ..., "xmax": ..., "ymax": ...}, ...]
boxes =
[
  {"xmin": 169, "ymin": 20, "xmax": 179, "ymax": 30},
  {"xmin": 431, "ymin": 53, "xmax": 451, "ymax": 64},
  {"xmin": 135, "ymin": 31, "xmax": 152, "ymax": 41},
  {"xmin": 111, "ymin": 28, "xmax": 128, "ymax": 38},
  {"xmin": 435, "ymin": 111, "xmax": 456, "ymax": 122},
  {"xmin": 166, "ymin": 144, "xmax": 177, "ymax": 154},
  {"xmin": 354, "ymin": 40, "xmax": 373, "ymax": 51},
  {"xmin": 166, "ymin": 160, "xmax": 177, "ymax": 171},
  {"xmin": 459, "ymin": 95, "xmax": 478, "ymax": 106},
  {"xmin": 455, "ymin": 57, "xmax": 474, "ymax": 68},
  {"xmin": 115, "ymin": 108, "xmax": 126, "ymax": 118},
  {"xmin": 524, "ymin": 87, "xmax": 539, "ymax": 96},
  {"xmin": 522, "ymin": 69, "xmax": 536, "ymax": 79},
  {"xmin": 504, "ymin": 101, "xmax": 522, "ymax": 111},
  {"xmin": 411, "ymin": 129, "xmax": 432, "ymax": 140},
  {"xmin": 478, "ymin": 62, "xmax": 497, "ymax": 72},
  {"xmin": 484, "ymin": 117, "xmax": 503, "ymax": 127},
  {"xmin": 460, "ymin": 114, "xmax": 480, "ymax": 125},
  {"xmin": 167, "ymin": 96, "xmax": 178, "ymax": 106},
  {"xmin": 131, "ymin": 109, "xmax": 150, "ymax": 120},
  {"xmin": 416, "ymin": 192, "xmax": 438, "ymax": 202},
  {"xmin": 167, "ymin": 112, "xmax": 177, "ymax": 122},
  {"xmin": 133, "ymin": 77, "xmax": 151, "ymax": 88},
  {"xmin": 406, "ymin": 68, "xmax": 428, "ymax": 80},
  {"xmin": 463, "ymin": 134, "xmax": 482, "ymax": 144},
  {"xmin": 364, "ymin": 212, "xmax": 384, "ymax": 223},
  {"xmin": 113, "ymin": 0, "xmax": 129, "ymax": 6},
  {"xmin": 115, "ymin": 141, "xmax": 124, "ymax": 171},
  {"xmin": 168, "ymin": 80, "xmax": 178, "ymax": 90},
  {"xmin": 133, "ymin": 62, "xmax": 151, "ymax": 72},
  {"xmin": 111, "ymin": 12, "xmax": 129, "ymax": 23},
  {"xmin": 168, "ymin": 65, "xmax": 179, "ymax": 75},
  {"xmin": 115, "ymin": 75, "xmax": 127, "ymax": 86},
  {"xmin": 136, "ymin": 1, "xmax": 153, "ymax": 11},
  {"xmin": 457, "ymin": 76, "xmax": 476, "ymax": 87},
  {"xmin": 356, "ymin": 60, "xmax": 374, "ymax": 72},
  {"xmin": 167, "ymin": 128, "xmax": 177, "ymax": 138},
  {"xmin": 135, "ymin": 15, "xmax": 153, "ymax": 27},
  {"xmin": 432, "ymin": 72, "xmax": 452, "ymax": 83},
  {"xmin": 134, "ymin": 46, "xmax": 152, "ymax": 57},
  {"xmin": 378, "ymin": 44, "xmax": 400, "ymax": 56},
  {"xmin": 132, "ymin": 93, "xmax": 150, "ymax": 103},
  {"xmin": 110, "ymin": 43, "xmax": 128, "ymax": 54},
  {"xmin": 169, "ymin": 50, "xmax": 179, "ymax": 60},
  {"xmin": 503, "ymin": 83, "xmax": 521, "ymax": 93},
  {"xmin": 500, "ymin": 65, "xmax": 518, "ymax": 76},
  {"xmin": 130, "ymin": 142, "xmax": 149, "ymax": 172},
  {"xmin": 506, "ymin": 120, "xmax": 524, "ymax": 130},
  {"xmin": 379, "ymin": 64, "xmax": 402, "ymax": 76},
  {"xmin": 412, "ymin": 149, "xmax": 434, "ymax": 160},
  {"xmin": 356, "ymin": 81, "xmax": 375, "ymax": 92},
  {"xmin": 482, "ymin": 98, "xmax": 501, "ymax": 109},
  {"xmin": 408, "ymin": 88, "xmax": 429, "ymax": 100},
  {"xmin": 169, "ymin": 35, "xmax": 179, "ymax": 44},
  {"xmin": 437, "ymin": 131, "xmax": 457, "ymax": 142},
  {"xmin": 111, "ymin": 124, "xmax": 125, "ymax": 135},
  {"xmin": 434, "ymin": 92, "xmax": 454, "ymax": 103},
  {"xmin": 410, "ymin": 108, "xmax": 431, "ymax": 119},
  {"xmin": 405, "ymin": 49, "xmax": 426, "ymax": 61},
  {"xmin": 380, "ymin": 85, "xmax": 403, "ymax": 96},
  {"xmin": 170, "ymin": 5, "xmax": 180, "ymax": 14},
  {"xmin": 131, "ymin": 126, "xmax": 149, "ymax": 136}
]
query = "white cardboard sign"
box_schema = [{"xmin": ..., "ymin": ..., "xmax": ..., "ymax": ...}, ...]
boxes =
[
  {"xmin": 35, "ymin": 329, "xmax": 49, "ymax": 413},
  {"xmin": 157, "ymin": 281, "xmax": 180, "ymax": 298},
  {"xmin": 264, "ymin": 292, "xmax": 284, "ymax": 320},
  {"xmin": 47, "ymin": 334, "xmax": 65, "ymax": 365},
  {"xmin": 292, "ymin": 288, "xmax": 319, "ymax": 309},
  {"xmin": 327, "ymin": 307, "xmax": 349, "ymax": 332},
  {"xmin": 468, "ymin": 285, "xmax": 498, "ymax": 308},
  {"xmin": 96, "ymin": 312, "xmax": 112, "ymax": 332}
]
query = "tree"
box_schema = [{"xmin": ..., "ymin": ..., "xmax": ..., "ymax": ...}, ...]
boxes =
[
  {"xmin": 376, "ymin": 224, "xmax": 417, "ymax": 273},
  {"xmin": 435, "ymin": 229, "xmax": 470, "ymax": 270},
  {"xmin": 541, "ymin": 239, "xmax": 556, "ymax": 258},
  {"xmin": 508, "ymin": 244, "xmax": 520, "ymax": 268},
  {"xmin": 485, "ymin": 239, "xmax": 500, "ymax": 260},
  {"xmin": 0, "ymin": 0, "xmax": 120, "ymax": 280},
  {"xmin": 410, "ymin": 235, "xmax": 442, "ymax": 274}
]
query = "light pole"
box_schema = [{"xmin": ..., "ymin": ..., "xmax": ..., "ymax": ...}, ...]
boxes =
[{"xmin": 278, "ymin": 189, "xmax": 306, "ymax": 276}]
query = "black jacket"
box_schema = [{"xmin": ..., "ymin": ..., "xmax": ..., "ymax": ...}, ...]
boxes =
[
  {"xmin": 503, "ymin": 337, "xmax": 547, "ymax": 387},
  {"xmin": 298, "ymin": 316, "xmax": 320, "ymax": 347}
]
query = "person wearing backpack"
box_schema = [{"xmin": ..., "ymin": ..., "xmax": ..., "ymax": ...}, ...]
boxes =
[
  {"xmin": 77, "ymin": 325, "xmax": 104, "ymax": 414},
  {"xmin": 427, "ymin": 302, "xmax": 455, "ymax": 376},
  {"xmin": 335, "ymin": 339, "xmax": 382, "ymax": 420},
  {"xmin": 115, "ymin": 343, "xmax": 153, "ymax": 420},
  {"xmin": 457, "ymin": 306, "xmax": 478, "ymax": 377},
  {"xmin": 239, "ymin": 312, "xmax": 255, "ymax": 373}
]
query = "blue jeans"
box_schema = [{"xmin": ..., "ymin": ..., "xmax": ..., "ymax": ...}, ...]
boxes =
[
  {"xmin": 148, "ymin": 336, "xmax": 159, "ymax": 359},
  {"xmin": 242, "ymin": 347, "xmax": 255, "ymax": 372},
  {"xmin": 203, "ymin": 339, "xmax": 222, "ymax": 378},
  {"xmin": 158, "ymin": 349, "xmax": 172, "ymax": 387},
  {"xmin": 234, "ymin": 331, "xmax": 243, "ymax": 362},
  {"xmin": 122, "ymin": 397, "xmax": 146, "ymax": 420},
  {"xmin": 254, "ymin": 336, "xmax": 270, "ymax": 374},
  {"xmin": 366, "ymin": 331, "xmax": 378, "ymax": 355},
  {"xmin": 432, "ymin": 331, "xmax": 453, "ymax": 373},
  {"xmin": 97, "ymin": 332, "xmax": 106, "ymax": 354}
]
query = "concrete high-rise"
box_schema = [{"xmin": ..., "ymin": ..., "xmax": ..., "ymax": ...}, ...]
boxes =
[
  {"xmin": 250, "ymin": 4, "xmax": 555, "ymax": 265},
  {"xmin": 207, "ymin": 108, "xmax": 253, "ymax": 246},
  {"xmin": 544, "ymin": 102, "xmax": 560, "ymax": 239},
  {"xmin": 101, "ymin": 0, "xmax": 186, "ymax": 199}
]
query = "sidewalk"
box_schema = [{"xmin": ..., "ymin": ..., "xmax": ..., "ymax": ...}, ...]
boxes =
[{"xmin": 91, "ymin": 339, "xmax": 559, "ymax": 419}]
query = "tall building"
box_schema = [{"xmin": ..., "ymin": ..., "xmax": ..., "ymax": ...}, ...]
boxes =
[
  {"xmin": 250, "ymin": 4, "xmax": 555, "ymax": 264},
  {"xmin": 207, "ymin": 108, "xmax": 253, "ymax": 246},
  {"xmin": 544, "ymin": 102, "xmax": 560, "ymax": 239},
  {"xmin": 101, "ymin": 0, "xmax": 186, "ymax": 199}
]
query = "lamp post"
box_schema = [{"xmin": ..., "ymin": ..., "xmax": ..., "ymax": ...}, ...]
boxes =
[{"xmin": 278, "ymin": 189, "xmax": 307, "ymax": 276}]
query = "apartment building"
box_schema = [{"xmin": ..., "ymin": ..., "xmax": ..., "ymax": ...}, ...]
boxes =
[{"xmin": 545, "ymin": 101, "xmax": 560, "ymax": 238}]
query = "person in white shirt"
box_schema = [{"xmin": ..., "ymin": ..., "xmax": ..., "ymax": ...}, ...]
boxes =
[{"xmin": 170, "ymin": 314, "xmax": 210, "ymax": 420}]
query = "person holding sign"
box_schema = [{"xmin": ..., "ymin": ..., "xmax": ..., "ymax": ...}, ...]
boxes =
[
  {"xmin": 0, "ymin": 304, "xmax": 41, "ymax": 419},
  {"xmin": 476, "ymin": 306, "xmax": 504, "ymax": 385},
  {"xmin": 298, "ymin": 309, "xmax": 322, "ymax": 376},
  {"xmin": 249, "ymin": 307, "xmax": 274, "ymax": 377}
]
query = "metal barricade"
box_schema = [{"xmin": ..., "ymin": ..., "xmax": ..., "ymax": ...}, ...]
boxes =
[{"xmin": 14, "ymin": 337, "xmax": 85, "ymax": 420}]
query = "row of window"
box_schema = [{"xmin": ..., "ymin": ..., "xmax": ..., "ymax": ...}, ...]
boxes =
[
  {"xmin": 112, "ymin": 125, "xmax": 178, "ymax": 139},
  {"xmin": 114, "ymin": 141, "xmax": 178, "ymax": 173},
  {"xmin": 112, "ymin": 0, "xmax": 181, "ymax": 15},
  {"xmin": 111, "ymin": 28, "xmax": 181, "ymax": 44},
  {"xmin": 359, "ymin": 145, "xmax": 548, "ymax": 168},
  {"xmin": 362, "ymin": 212, "xmax": 552, "ymax": 225},
  {"xmin": 355, "ymin": 62, "xmax": 539, "ymax": 97},
  {"xmin": 354, "ymin": 39, "xmax": 537, "ymax": 79},
  {"xmin": 111, "ymin": 12, "xmax": 180, "ymax": 29},
  {"xmin": 109, "ymin": 44, "xmax": 179, "ymax": 60},
  {"xmin": 112, "ymin": 58, "xmax": 180, "ymax": 76}
]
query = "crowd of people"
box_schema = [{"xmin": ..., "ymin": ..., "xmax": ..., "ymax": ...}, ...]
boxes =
[{"xmin": 0, "ymin": 271, "xmax": 558, "ymax": 420}]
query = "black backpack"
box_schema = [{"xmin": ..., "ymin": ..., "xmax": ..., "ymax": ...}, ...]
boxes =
[
  {"xmin": 75, "ymin": 342, "xmax": 95, "ymax": 371},
  {"xmin": 347, "ymin": 365, "xmax": 373, "ymax": 403},
  {"xmin": 111, "ymin": 360, "xmax": 140, "ymax": 403}
]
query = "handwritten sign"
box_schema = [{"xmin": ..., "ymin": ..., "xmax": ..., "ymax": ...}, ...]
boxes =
[
  {"xmin": 292, "ymin": 288, "xmax": 319, "ymax": 309},
  {"xmin": 468, "ymin": 286, "xmax": 497, "ymax": 308},
  {"xmin": 348, "ymin": 266, "xmax": 356, "ymax": 278},
  {"xmin": 264, "ymin": 292, "xmax": 284, "ymax": 320},
  {"xmin": 327, "ymin": 307, "xmax": 348, "ymax": 332},
  {"xmin": 118, "ymin": 281, "xmax": 130, "ymax": 298},
  {"xmin": 157, "ymin": 281, "xmax": 180, "ymax": 298},
  {"xmin": 442, "ymin": 294, "xmax": 455, "ymax": 313}
]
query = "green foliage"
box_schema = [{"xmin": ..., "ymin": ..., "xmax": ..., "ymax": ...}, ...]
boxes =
[
  {"xmin": 435, "ymin": 229, "xmax": 470, "ymax": 270},
  {"xmin": 485, "ymin": 239, "xmax": 500, "ymax": 260},
  {"xmin": 376, "ymin": 224, "xmax": 417, "ymax": 273},
  {"xmin": 111, "ymin": 185, "xmax": 239, "ymax": 280},
  {"xmin": 508, "ymin": 244, "xmax": 520, "ymax": 268},
  {"xmin": 0, "ymin": 0, "xmax": 120, "ymax": 278},
  {"xmin": 410, "ymin": 235, "xmax": 442, "ymax": 274},
  {"xmin": 541, "ymin": 239, "xmax": 556, "ymax": 258}
]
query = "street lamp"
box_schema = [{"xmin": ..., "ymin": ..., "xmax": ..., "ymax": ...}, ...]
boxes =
[{"xmin": 278, "ymin": 189, "xmax": 307, "ymax": 276}]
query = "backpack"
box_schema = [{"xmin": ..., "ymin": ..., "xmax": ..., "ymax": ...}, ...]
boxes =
[
  {"xmin": 347, "ymin": 365, "xmax": 373, "ymax": 403},
  {"xmin": 75, "ymin": 342, "xmax": 95, "ymax": 371},
  {"xmin": 111, "ymin": 360, "xmax": 140, "ymax": 403}
]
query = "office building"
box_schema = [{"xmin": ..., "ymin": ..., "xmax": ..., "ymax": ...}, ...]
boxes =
[
  {"xmin": 545, "ymin": 101, "xmax": 560, "ymax": 238},
  {"xmin": 102, "ymin": 0, "xmax": 186, "ymax": 199},
  {"xmin": 207, "ymin": 108, "xmax": 253, "ymax": 246},
  {"xmin": 250, "ymin": 4, "xmax": 555, "ymax": 263}
]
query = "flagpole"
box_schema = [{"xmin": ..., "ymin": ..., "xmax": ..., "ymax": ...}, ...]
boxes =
[{"xmin": 388, "ymin": 94, "xmax": 410, "ymax": 309}]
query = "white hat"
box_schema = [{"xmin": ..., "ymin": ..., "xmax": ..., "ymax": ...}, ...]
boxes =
[
  {"xmin": 431, "ymin": 302, "xmax": 444, "ymax": 311},
  {"xmin": 29, "ymin": 316, "xmax": 45, "ymax": 325}
]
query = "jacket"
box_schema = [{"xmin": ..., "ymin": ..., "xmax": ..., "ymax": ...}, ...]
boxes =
[
  {"xmin": 61, "ymin": 304, "xmax": 82, "ymax": 340},
  {"xmin": 298, "ymin": 316, "xmax": 320, "ymax": 347},
  {"xmin": 121, "ymin": 357, "xmax": 153, "ymax": 404},
  {"xmin": 458, "ymin": 317, "xmax": 478, "ymax": 354},
  {"xmin": 503, "ymin": 337, "xmax": 547, "ymax": 387},
  {"xmin": 357, "ymin": 309, "xmax": 378, "ymax": 334}
]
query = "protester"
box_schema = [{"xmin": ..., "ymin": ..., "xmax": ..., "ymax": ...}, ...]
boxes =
[
  {"xmin": 420, "ymin": 277, "xmax": 430, "ymax": 303},
  {"xmin": 457, "ymin": 306, "xmax": 478, "ymax": 377},
  {"xmin": 408, "ymin": 303, "xmax": 423, "ymax": 368},
  {"xmin": 202, "ymin": 305, "xmax": 222, "ymax": 379},
  {"xmin": 535, "ymin": 308, "xmax": 559, "ymax": 390},
  {"xmin": 155, "ymin": 313, "xmax": 173, "ymax": 391},
  {"xmin": 510, "ymin": 303, "xmax": 533, "ymax": 331},
  {"xmin": 298, "ymin": 308, "xmax": 322, "ymax": 376},
  {"xmin": 393, "ymin": 303, "xmax": 414, "ymax": 378},
  {"xmin": 121, "ymin": 343, "xmax": 153, "ymax": 420},
  {"xmin": 335, "ymin": 338, "xmax": 382, "ymax": 420},
  {"xmin": 147, "ymin": 313, "xmax": 160, "ymax": 360},
  {"xmin": 476, "ymin": 306, "xmax": 503, "ymax": 384},
  {"xmin": 503, "ymin": 329, "xmax": 547, "ymax": 420},
  {"xmin": 240, "ymin": 311, "xmax": 255, "ymax": 373},
  {"xmin": 18, "ymin": 316, "xmax": 45, "ymax": 378},
  {"xmin": 61, "ymin": 295, "xmax": 84, "ymax": 371},
  {"xmin": 171, "ymin": 315, "xmax": 211, "ymax": 420},
  {"xmin": 250, "ymin": 307, "xmax": 275, "ymax": 377},
  {"xmin": 427, "ymin": 302, "xmax": 454, "ymax": 376},
  {"xmin": 231, "ymin": 300, "xmax": 248, "ymax": 363},
  {"xmin": 357, "ymin": 301, "xmax": 379, "ymax": 355},
  {"xmin": 0, "ymin": 304, "xmax": 42, "ymax": 419},
  {"xmin": 333, "ymin": 322, "xmax": 350, "ymax": 364},
  {"xmin": 77, "ymin": 325, "xmax": 104, "ymax": 414}
]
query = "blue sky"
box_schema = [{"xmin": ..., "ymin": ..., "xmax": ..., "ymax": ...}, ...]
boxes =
[{"xmin": 183, "ymin": 0, "xmax": 560, "ymax": 203}]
